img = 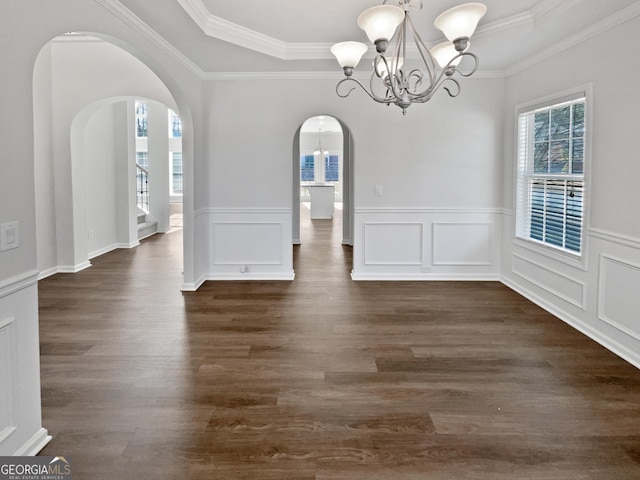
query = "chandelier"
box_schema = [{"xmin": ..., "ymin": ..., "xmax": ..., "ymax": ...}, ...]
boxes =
[
  {"xmin": 330, "ymin": 0, "xmax": 486, "ymax": 114},
  {"xmin": 313, "ymin": 129, "xmax": 329, "ymax": 155}
]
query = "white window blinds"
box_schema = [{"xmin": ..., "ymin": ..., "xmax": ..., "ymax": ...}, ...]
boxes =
[{"xmin": 515, "ymin": 96, "xmax": 586, "ymax": 254}]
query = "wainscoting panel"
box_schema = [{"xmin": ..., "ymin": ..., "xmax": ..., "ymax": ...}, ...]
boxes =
[
  {"xmin": 512, "ymin": 253, "xmax": 585, "ymax": 308},
  {"xmin": 0, "ymin": 317, "xmax": 17, "ymax": 445},
  {"xmin": 364, "ymin": 223, "xmax": 423, "ymax": 265},
  {"xmin": 352, "ymin": 208, "xmax": 502, "ymax": 280},
  {"xmin": 598, "ymin": 255, "xmax": 640, "ymax": 341},
  {"xmin": 0, "ymin": 274, "xmax": 50, "ymax": 455},
  {"xmin": 205, "ymin": 208, "xmax": 294, "ymax": 281},
  {"xmin": 433, "ymin": 223, "xmax": 492, "ymax": 266},
  {"xmin": 213, "ymin": 222, "xmax": 282, "ymax": 265}
]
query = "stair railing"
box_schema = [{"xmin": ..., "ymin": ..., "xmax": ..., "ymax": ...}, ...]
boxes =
[{"xmin": 136, "ymin": 163, "xmax": 149, "ymax": 212}]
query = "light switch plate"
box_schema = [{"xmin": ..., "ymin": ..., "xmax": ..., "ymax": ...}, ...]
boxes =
[{"xmin": 0, "ymin": 222, "xmax": 19, "ymax": 251}]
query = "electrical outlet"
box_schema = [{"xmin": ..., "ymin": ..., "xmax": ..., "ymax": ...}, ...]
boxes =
[{"xmin": 374, "ymin": 185, "xmax": 382, "ymax": 196}]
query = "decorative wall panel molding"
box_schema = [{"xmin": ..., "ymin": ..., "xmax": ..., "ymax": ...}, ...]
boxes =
[
  {"xmin": 512, "ymin": 253, "xmax": 585, "ymax": 308},
  {"xmin": 212, "ymin": 222, "xmax": 283, "ymax": 265},
  {"xmin": 598, "ymin": 255, "xmax": 640, "ymax": 341},
  {"xmin": 0, "ymin": 317, "xmax": 18, "ymax": 445},
  {"xmin": 355, "ymin": 207, "xmax": 505, "ymax": 215},
  {"xmin": 364, "ymin": 223, "xmax": 423, "ymax": 266},
  {"xmin": 590, "ymin": 228, "xmax": 640, "ymax": 250},
  {"xmin": 0, "ymin": 270, "xmax": 38, "ymax": 299},
  {"xmin": 432, "ymin": 222, "xmax": 492, "ymax": 266},
  {"xmin": 501, "ymin": 275, "xmax": 640, "ymax": 369}
]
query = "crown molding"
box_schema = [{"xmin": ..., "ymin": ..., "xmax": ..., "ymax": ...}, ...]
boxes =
[
  {"xmin": 175, "ymin": 0, "xmax": 589, "ymax": 61},
  {"xmin": 531, "ymin": 0, "xmax": 585, "ymax": 23},
  {"xmin": 506, "ymin": 1, "xmax": 640, "ymax": 76},
  {"xmin": 94, "ymin": 0, "xmax": 638, "ymax": 82},
  {"xmin": 474, "ymin": 12, "xmax": 534, "ymax": 40},
  {"xmin": 203, "ymin": 69, "xmax": 505, "ymax": 81},
  {"xmin": 203, "ymin": 71, "xmax": 344, "ymax": 81},
  {"xmin": 95, "ymin": 0, "xmax": 207, "ymax": 78}
]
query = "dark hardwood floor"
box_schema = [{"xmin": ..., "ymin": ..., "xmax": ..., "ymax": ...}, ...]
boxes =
[{"xmin": 38, "ymin": 204, "xmax": 640, "ymax": 479}]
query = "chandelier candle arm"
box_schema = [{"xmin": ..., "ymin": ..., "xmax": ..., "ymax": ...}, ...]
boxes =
[{"xmin": 331, "ymin": 1, "xmax": 486, "ymax": 114}]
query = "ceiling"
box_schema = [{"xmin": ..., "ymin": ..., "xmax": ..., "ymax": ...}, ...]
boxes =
[
  {"xmin": 301, "ymin": 116, "xmax": 342, "ymax": 134},
  {"xmin": 114, "ymin": 0, "xmax": 640, "ymax": 75}
]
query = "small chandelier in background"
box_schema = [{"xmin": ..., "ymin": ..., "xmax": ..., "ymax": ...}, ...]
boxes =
[
  {"xmin": 313, "ymin": 129, "xmax": 329, "ymax": 155},
  {"xmin": 331, "ymin": 0, "xmax": 486, "ymax": 114}
]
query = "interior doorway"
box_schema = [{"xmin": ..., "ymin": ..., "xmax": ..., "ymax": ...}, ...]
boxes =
[
  {"xmin": 33, "ymin": 34, "xmax": 189, "ymax": 282},
  {"xmin": 292, "ymin": 115, "xmax": 354, "ymax": 247}
]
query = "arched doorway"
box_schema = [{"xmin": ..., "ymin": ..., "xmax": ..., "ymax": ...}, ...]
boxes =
[
  {"xmin": 32, "ymin": 34, "xmax": 192, "ymax": 285},
  {"xmin": 292, "ymin": 115, "xmax": 354, "ymax": 248}
]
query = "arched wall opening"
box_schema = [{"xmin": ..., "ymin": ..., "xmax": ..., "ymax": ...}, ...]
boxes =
[
  {"xmin": 292, "ymin": 115, "xmax": 355, "ymax": 249},
  {"xmin": 33, "ymin": 33, "xmax": 192, "ymax": 285}
]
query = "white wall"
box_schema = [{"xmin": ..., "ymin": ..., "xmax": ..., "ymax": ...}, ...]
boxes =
[
  {"xmin": 85, "ymin": 104, "xmax": 118, "ymax": 257},
  {"xmin": 204, "ymin": 76, "xmax": 504, "ymax": 281},
  {"xmin": 501, "ymin": 15, "xmax": 640, "ymax": 367}
]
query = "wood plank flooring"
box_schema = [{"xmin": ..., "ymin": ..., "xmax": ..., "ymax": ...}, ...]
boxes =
[{"xmin": 38, "ymin": 204, "xmax": 640, "ymax": 479}]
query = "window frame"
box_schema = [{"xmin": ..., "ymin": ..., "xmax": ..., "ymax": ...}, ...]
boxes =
[
  {"xmin": 170, "ymin": 151, "xmax": 183, "ymax": 196},
  {"xmin": 135, "ymin": 102, "xmax": 148, "ymax": 138},
  {"xmin": 513, "ymin": 85, "xmax": 592, "ymax": 270}
]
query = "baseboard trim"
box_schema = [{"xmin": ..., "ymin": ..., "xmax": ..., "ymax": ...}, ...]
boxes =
[
  {"xmin": 57, "ymin": 261, "xmax": 92, "ymax": 274},
  {"xmin": 501, "ymin": 275, "xmax": 640, "ymax": 370},
  {"xmin": 351, "ymin": 272, "xmax": 500, "ymax": 281},
  {"xmin": 13, "ymin": 428, "xmax": 51, "ymax": 456},
  {"xmin": 37, "ymin": 267, "xmax": 59, "ymax": 281},
  {"xmin": 88, "ymin": 243, "xmax": 119, "ymax": 260},
  {"xmin": 205, "ymin": 272, "xmax": 296, "ymax": 282},
  {"xmin": 117, "ymin": 241, "xmax": 140, "ymax": 249},
  {"xmin": 138, "ymin": 231, "xmax": 159, "ymax": 242},
  {"xmin": 181, "ymin": 273, "xmax": 207, "ymax": 292}
]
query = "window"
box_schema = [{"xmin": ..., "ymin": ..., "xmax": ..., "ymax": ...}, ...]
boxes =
[
  {"xmin": 169, "ymin": 110, "xmax": 182, "ymax": 138},
  {"xmin": 135, "ymin": 103, "xmax": 148, "ymax": 137},
  {"xmin": 516, "ymin": 94, "xmax": 586, "ymax": 255},
  {"xmin": 325, "ymin": 155, "xmax": 339, "ymax": 182},
  {"xmin": 301, "ymin": 155, "xmax": 314, "ymax": 182},
  {"xmin": 136, "ymin": 151, "xmax": 148, "ymax": 169},
  {"xmin": 171, "ymin": 152, "xmax": 183, "ymax": 194}
]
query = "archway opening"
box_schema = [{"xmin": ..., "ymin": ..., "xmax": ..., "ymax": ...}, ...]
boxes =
[
  {"xmin": 292, "ymin": 115, "xmax": 355, "ymax": 276},
  {"xmin": 33, "ymin": 33, "xmax": 189, "ymax": 284}
]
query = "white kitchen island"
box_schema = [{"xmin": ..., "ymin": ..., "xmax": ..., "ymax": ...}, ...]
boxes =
[{"xmin": 307, "ymin": 184, "xmax": 334, "ymax": 219}]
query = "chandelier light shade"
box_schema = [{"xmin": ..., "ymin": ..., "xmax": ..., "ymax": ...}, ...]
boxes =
[
  {"xmin": 331, "ymin": 0, "xmax": 487, "ymax": 114},
  {"xmin": 330, "ymin": 41, "xmax": 368, "ymax": 74},
  {"xmin": 375, "ymin": 56, "xmax": 404, "ymax": 78},
  {"xmin": 430, "ymin": 40, "xmax": 467, "ymax": 68},
  {"xmin": 434, "ymin": 3, "xmax": 487, "ymax": 45},
  {"xmin": 357, "ymin": 5, "xmax": 405, "ymax": 50}
]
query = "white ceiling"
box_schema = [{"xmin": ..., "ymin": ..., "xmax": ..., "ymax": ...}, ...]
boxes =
[
  {"xmin": 115, "ymin": 0, "xmax": 640, "ymax": 74},
  {"xmin": 301, "ymin": 116, "xmax": 342, "ymax": 134}
]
